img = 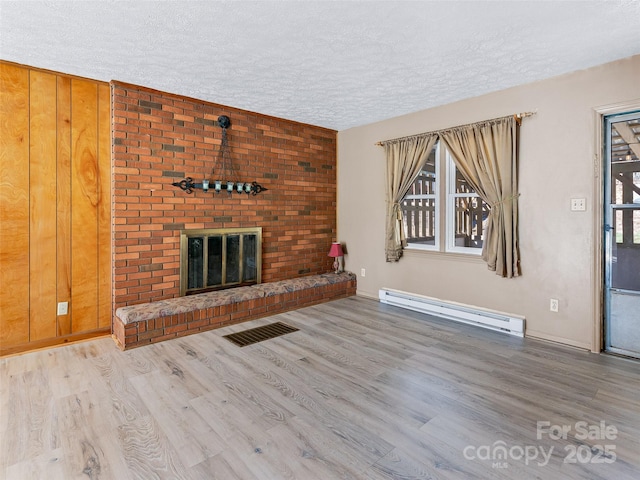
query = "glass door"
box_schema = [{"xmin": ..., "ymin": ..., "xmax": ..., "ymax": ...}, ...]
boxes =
[{"xmin": 604, "ymin": 112, "xmax": 640, "ymax": 358}]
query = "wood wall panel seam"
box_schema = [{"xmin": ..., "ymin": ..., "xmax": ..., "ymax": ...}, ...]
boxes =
[
  {"xmin": 71, "ymin": 79, "xmax": 100, "ymax": 334},
  {"xmin": 56, "ymin": 75, "xmax": 72, "ymax": 337},
  {"xmin": 97, "ymin": 84, "xmax": 111, "ymax": 329},
  {"xmin": 29, "ymin": 70, "xmax": 58, "ymax": 341}
]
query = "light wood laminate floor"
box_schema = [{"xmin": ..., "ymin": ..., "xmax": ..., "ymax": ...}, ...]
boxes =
[{"xmin": 1, "ymin": 296, "xmax": 639, "ymax": 479}]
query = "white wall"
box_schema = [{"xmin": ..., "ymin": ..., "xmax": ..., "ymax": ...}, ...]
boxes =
[{"xmin": 337, "ymin": 55, "xmax": 640, "ymax": 350}]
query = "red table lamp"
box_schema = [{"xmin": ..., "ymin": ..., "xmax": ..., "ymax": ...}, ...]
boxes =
[{"xmin": 328, "ymin": 242, "xmax": 344, "ymax": 274}]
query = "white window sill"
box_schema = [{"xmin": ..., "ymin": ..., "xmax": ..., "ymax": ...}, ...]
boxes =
[{"xmin": 404, "ymin": 246, "xmax": 485, "ymax": 263}]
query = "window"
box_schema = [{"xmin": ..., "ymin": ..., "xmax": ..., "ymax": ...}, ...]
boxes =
[
  {"xmin": 402, "ymin": 142, "xmax": 488, "ymax": 255},
  {"xmin": 401, "ymin": 145, "xmax": 439, "ymax": 250}
]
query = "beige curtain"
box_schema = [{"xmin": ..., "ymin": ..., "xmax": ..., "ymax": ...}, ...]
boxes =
[
  {"xmin": 384, "ymin": 135, "xmax": 438, "ymax": 261},
  {"xmin": 439, "ymin": 116, "xmax": 520, "ymax": 277}
]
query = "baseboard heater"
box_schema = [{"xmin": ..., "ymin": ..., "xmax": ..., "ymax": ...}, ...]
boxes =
[{"xmin": 378, "ymin": 288, "xmax": 525, "ymax": 337}]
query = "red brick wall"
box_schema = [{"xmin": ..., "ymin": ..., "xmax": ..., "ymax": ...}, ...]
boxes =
[{"xmin": 111, "ymin": 81, "xmax": 337, "ymax": 311}]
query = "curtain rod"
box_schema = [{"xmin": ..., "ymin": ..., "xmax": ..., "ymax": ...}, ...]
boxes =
[{"xmin": 375, "ymin": 111, "xmax": 536, "ymax": 146}]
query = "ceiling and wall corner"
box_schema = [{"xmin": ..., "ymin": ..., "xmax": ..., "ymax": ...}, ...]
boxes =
[{"xmin": 1, "ymin": 1, "xmax": 639, "ymax": 131}]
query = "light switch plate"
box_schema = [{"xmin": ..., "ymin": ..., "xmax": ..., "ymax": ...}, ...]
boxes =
[{"xmin": 570, "ymin": 198, "xmax": 586, "ymax": 211}]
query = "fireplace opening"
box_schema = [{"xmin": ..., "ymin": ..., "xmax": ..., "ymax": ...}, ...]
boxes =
[{"xmin": 179, "ymin": 227, "xmax": 262, "ymax": 296}]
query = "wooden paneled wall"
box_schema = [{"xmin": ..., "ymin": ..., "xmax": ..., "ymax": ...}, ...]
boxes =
[{"xmin": 0, "ymin": 62, "xmax": 111, "ymax": 355}]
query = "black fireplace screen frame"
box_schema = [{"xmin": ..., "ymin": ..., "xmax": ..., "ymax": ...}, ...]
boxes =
[{"xmin": 179, "ymin": 227, "xmax": 262, "ymax": 296}]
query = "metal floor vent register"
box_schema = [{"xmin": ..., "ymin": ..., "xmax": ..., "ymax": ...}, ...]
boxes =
[{"xmin": 223, "ymin": 322, "xmax": 299, "ymax": 347}]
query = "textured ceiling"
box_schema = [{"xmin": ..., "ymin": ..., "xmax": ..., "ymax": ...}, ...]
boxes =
[{"xmin": 1, "ymin": 1, "xmax": 639, "ymax": 131}]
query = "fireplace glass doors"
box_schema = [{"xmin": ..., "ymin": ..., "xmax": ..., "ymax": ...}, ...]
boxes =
[{"xmin": 180, "ymin": 227, "xmax": 262, "ymax": 296}]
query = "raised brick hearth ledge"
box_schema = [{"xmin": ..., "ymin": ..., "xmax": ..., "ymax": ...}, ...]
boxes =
[{"xmin": 112, "ymin": 272, "xmax": 356, "ymax": 350}]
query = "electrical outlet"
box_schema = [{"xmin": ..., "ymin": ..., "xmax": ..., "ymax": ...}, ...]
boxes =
[
  {"xmin": 360, "ymin": 268, "xmax": 366, "ymax": 277},
  {"xmin": 570, "ymin": 198, "xmax": 586, "ymax": 211},
  {"xmin": 57, "ymin": 301, "xmax": 69, "ymax": 316},
  {"xmin": 550, "ymin": 298, "xmax": 559, "ymax": 313}
]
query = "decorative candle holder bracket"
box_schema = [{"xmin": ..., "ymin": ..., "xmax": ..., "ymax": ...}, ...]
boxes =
[
  {"xmin": 171, "ymin": 115, "xmax": 267, "ymax": 196},
  {"xmin": 172, "ymin": 178, "xmax": 268, "ymax": 195}
]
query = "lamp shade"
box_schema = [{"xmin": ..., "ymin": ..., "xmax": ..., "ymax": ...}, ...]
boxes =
[{"xmin": 328, "ymin": 242, "xmax": 343, "ymax": 258}]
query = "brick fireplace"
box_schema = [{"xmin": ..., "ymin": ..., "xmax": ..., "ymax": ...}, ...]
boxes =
[{"xmin": 111, "ymin": 81, "xmax": 337, "ymax": 313}]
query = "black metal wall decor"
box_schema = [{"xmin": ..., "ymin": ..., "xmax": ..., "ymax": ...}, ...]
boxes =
[{"xmin": 171, "ymin": 115, "xmax": 267, "ymax": 196}]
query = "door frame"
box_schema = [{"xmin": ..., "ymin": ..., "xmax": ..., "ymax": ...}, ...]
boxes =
[{"xmin": 592, "ymin": 98, "xmax": 640, "ymax": 353}]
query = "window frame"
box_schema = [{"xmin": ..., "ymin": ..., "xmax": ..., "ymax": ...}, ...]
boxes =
[
  {"xmin": 445, "ymin": 152, "xmax": 484, "ymax": 255},
  {"xmin": 402, "ymin": 143, "xmax": 440, "ymax": 251},
  {"xmin": 403, "ymin": 142, "xmax": 485, "ymax": 256}
]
